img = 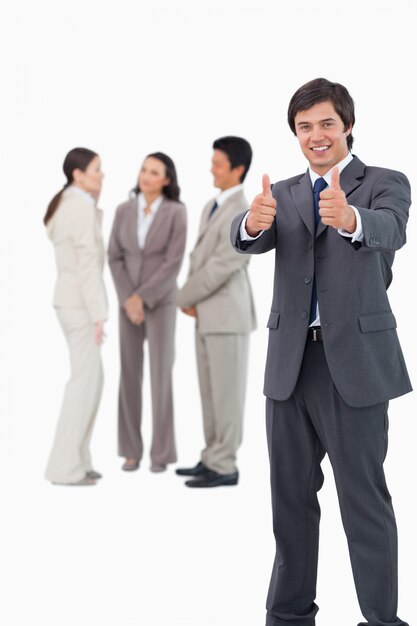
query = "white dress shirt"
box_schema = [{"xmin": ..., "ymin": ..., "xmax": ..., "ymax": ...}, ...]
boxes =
[
  {"xmin": 214, "ymin": 183, "xmax": 244, "ymax": 207},
  {"xmin": 240, "ymin": 154, "xmax": 363, "ymax": 326},
  {"xmin": 137, "ymin": 193, "xmax": 163, "ymax": 249}
]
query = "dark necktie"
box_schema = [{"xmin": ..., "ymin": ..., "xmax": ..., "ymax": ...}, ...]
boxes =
[
  {"xmin": 313, "ymin": 177, "xmax": 327, "ymax": 226},
  {"xmin": 208, "ymin": 200, "xmax": 218, "ymax": 220},
  {"xmin": 309, "ymin": 177, "xmax": 327, "ymax": 324}
]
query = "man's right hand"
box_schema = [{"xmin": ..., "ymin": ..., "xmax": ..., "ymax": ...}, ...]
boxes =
[{"xmin": 246, "ymin": 174, "xmax": 277, "ymax": 237}]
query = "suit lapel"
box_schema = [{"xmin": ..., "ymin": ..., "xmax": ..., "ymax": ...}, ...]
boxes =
[
  {"xmin": 200, "ymin": 191, "xmax": 244, "ymax": 241},
  {"xmin": 125, "ymin": 199, "xmax": 140, "ymax": 251},
  {"xmin": 290, "ymin": 156, "xmax": 366, "ymax": 239},
  {"xmin": 196, "ymin": 198, "xmax": 217, "ymax": 244},
  {"xmin": 143, "ymin": 198, "xmax": 170, "ymax": 251},
  {"xmin": 291, "ymin": 172, "xmax": 315, "ymax": 236},
  {"xmin": 340, "ymin": 155, "xmax": 365, "ymax": 197}
]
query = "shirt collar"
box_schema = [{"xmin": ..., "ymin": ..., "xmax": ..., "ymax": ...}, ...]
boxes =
[
  {"xmin": 138, "ymin": 193, "xmax": 163, "ymax": 215},
  {"xmin": 215, "ymin": 184, "xmax": 244, "ymax": 207},
  {"xmin": 67, "ymin": 185, "xmax": 95, "ymax": 206},
  {"xmin": 308, "ymin": 152, "xmax": 353, "ymax": 187}
]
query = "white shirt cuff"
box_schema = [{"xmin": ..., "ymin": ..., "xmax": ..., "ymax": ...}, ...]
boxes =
[
  {"xmin": 240, "ymin": 211, "xmax": 264, "ymax": 241},
  {"xmin": 338, "ymin": 206, "xmax": 363, "ymax": 243}
]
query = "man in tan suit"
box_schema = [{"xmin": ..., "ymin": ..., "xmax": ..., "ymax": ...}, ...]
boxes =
[{"xmin": 176, "ymin": 136, "xmax": 256, "ymax": 488}]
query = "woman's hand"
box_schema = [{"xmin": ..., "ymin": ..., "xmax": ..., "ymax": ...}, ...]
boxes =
[
  {"xmin": 123, "ymin": 293, "xmax": 145, "ymax": 325},
  {"xmin": 94, "ymin": 320, "xmax": 106, "ymax": 345},
  {"xmin": 181, "ymin": 306, "xmax": 197, "ymax": 318}
]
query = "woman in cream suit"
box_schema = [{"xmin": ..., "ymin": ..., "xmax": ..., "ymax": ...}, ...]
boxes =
[
  {"xmin": 108, "ymin": 152, "xmax": 186, "ymax": 473},
  {"xmin": 44, "ymin": 147, "xmax": 108, "ymax": 486}
]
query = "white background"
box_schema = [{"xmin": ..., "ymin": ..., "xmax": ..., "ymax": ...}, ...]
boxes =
[{"xmin": 0, "ymin": 1, "xmax": 416, "ymax": 625}]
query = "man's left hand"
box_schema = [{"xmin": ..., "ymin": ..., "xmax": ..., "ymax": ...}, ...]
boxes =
[{"xmin": 319, "ymin": 167, "xmax": 356, "ymax": 233}]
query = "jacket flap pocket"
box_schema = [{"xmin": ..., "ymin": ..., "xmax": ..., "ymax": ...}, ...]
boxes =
[
  {"xmin": 267, "ymin": 312, "xmax": 280, "ymax": 329},
  {"xmin": 359, "ymin": 311, "xmax": 397, "ymax": 333}
]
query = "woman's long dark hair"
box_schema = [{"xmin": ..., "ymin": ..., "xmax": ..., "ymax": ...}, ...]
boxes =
[
  {"xmin": 43, "ymin": 147, "xmax": 98, "ymax": 226},
  {"xmin": 131, "ymin": 152, "xmax": 181, "ymax": 202}
]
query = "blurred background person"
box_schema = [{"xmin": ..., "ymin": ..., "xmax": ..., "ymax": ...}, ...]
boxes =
[
  {"xmin": 44, "ymin": 147, "xmax": 108, "ymax": 486},
  {"xmin": 108, "ymin": 152, "xmax": 186, "ymax": 473},
  {"xmin": 176, "ymin": 136, "xmax": 256, "ymax": 488}
]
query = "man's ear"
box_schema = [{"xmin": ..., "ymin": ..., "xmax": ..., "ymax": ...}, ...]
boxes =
[{"xmin": 234, "ymin": 164, "xmax": 245, "ymax": 181}]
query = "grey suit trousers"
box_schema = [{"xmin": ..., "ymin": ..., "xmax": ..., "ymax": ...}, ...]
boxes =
[
  {"xmin": 265, "ymin": 340, "xmax": 408, "ymax": 626},
  {"xmin": 118, "ymin": 303, "xmax": 177, "ymax": 465},
  {"xmin": 195, "ymin": 331, "xmax": 249, "ymax": 475}
]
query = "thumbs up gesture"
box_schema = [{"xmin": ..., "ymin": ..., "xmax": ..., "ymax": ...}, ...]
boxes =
[
  {"xmin": 246, "ymin": 174, "xmax": 277, "ymax": 237},
  {"xmin": 318, "ymin": 167, "xmax": 356, "ymax": 232}
]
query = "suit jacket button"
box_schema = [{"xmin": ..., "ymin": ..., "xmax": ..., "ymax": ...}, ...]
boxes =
[
  {"xmin": 304, "ymin": 276, "xmax": 312, "ymax": 284},
  {"xmin": 301, "ymin": 311, "xmax": 308, "ymax": 319}
]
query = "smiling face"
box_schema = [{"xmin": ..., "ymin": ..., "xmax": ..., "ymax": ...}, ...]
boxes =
[
  {"xmin": 210, "ymin": 149, "xmax": 244, "ymax": 191},
  {"xmin": 294, "ymin": 101, "xmax": 352, "ymax": 175}
]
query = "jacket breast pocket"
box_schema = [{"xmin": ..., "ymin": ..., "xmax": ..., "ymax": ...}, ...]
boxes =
[
  {"xmin": 358, "ymin": 311, "xmax": 397, "ymax": 333},
  {"xmin": 267, "ymin": 311, "xmax": 280, "ymax": 329}
]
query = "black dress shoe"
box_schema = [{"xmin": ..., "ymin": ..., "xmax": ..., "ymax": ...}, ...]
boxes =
[
  {"xmin": 185, "ymin": 470, "xmax": 239, "ymax": 488},
  {"xmin": 175, "ymin": 461, "xmax": 208, "ymax": 476}
]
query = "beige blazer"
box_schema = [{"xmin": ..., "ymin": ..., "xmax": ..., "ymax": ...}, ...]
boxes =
[
  {"xmin": 108, "ymin": 197, "xmax": 187, "ymax": 309},
  {"xmin": 177, "ymin": 189, "xmax": 256, "ymax": 334},
  {"xmin": 47, "ymin": 189, "xmax": 108, "ymax": 323}
]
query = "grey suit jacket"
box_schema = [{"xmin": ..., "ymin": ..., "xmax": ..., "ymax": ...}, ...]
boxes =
[
  {"xmin": 231, "ymin": 156, "xmax": 412, "ymax": 407},
  {"xmin": 177, "ymin": 189, "xmax": 256, "ymax": 334},
  {"xmin": 108, "ymin": 197, "xmax": 187, "ymax": 309}
]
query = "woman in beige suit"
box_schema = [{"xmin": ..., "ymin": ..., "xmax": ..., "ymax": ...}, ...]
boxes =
[
  {"xmin": 108, "ymin": 152, "xmax": 186, "ymax": 473},
  {"xmin": 44, "ymin": 147, "xmax": 108, "ymax": 486}
]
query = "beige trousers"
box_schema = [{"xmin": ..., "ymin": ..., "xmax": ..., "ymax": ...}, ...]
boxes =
[
  {"xmin": 195, "ymin": 332, "xmax": 249, "ymax": 475},
  {"xmin": 45, "ymin": 308, "xmax": 103, "ymax": 483},
  {"xmin": 118, "ymin": 303, "xmax": 177, "ymax": 465}
]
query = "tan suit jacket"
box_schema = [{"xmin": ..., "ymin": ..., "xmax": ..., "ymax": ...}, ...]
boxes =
[
  {"xmin": 177, "ymin": 189, "xmax": 256, "ymax": 334},
  {"xmin": 108, "ymin": 197, "xmax": 187, "ymax": 307},
  {"xmin": 47, "ymin": 189, "xmax": 108, "ymax": 323}
]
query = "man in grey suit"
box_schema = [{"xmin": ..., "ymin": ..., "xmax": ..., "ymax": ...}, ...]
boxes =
[
  {"xmin": 231, "ymin": 79, "xmax": 411, "ymax": 626},
  {"xmin": 176, "ymin": 136, "xmax": 256, "ymax": 488}
]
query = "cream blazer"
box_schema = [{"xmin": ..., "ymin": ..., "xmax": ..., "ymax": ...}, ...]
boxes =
[{"xmin": 47, "ymin": 188, "xmax": 108, "ymax": 323}]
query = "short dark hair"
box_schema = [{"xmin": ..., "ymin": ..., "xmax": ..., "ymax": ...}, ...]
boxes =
[
  {"xmin": 287, "ymin": 78, "xmax": 355, "ymax": 150},
  {"xmin": 212, "ymin": 136, "xmax": 252, "ymax": 182}
]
